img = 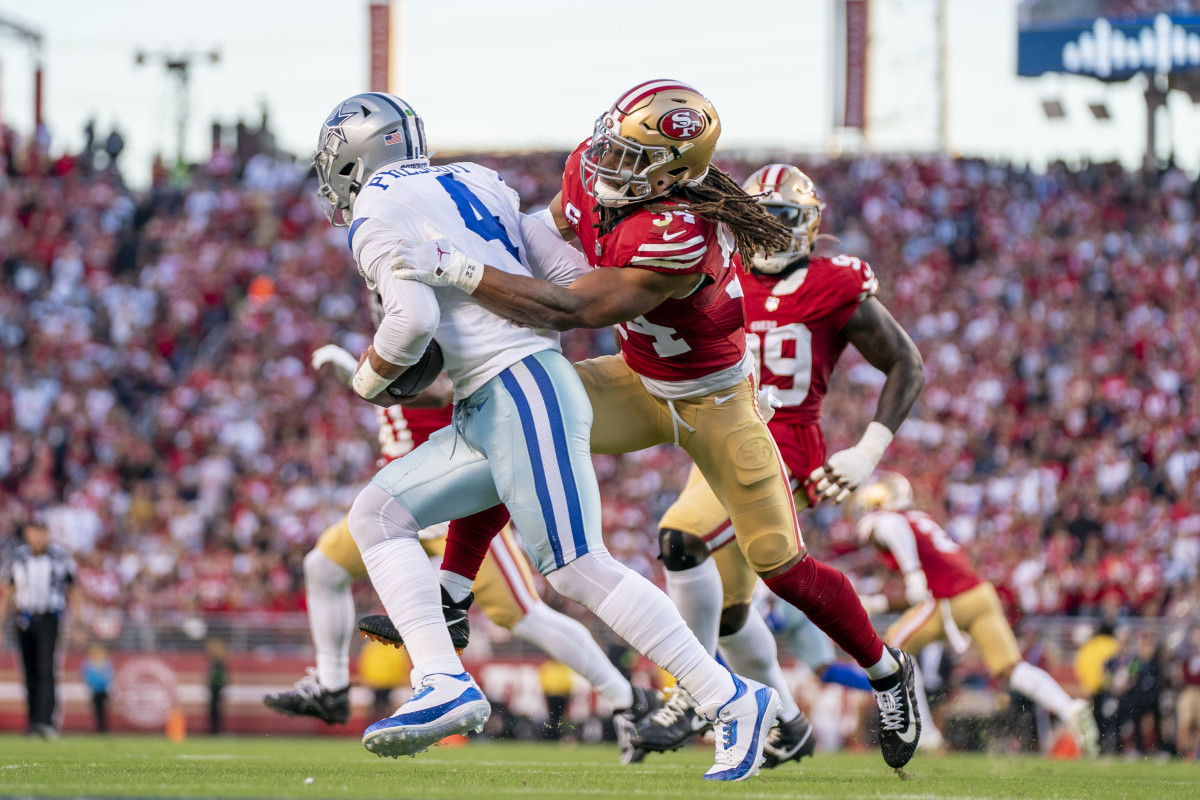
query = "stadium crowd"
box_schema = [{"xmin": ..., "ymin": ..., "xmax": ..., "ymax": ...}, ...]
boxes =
[{"xmin": 1, "ymin": 131, "xmax": 1198, "ymax": 654}]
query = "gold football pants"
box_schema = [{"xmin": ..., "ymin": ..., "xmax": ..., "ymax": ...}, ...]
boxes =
[
  {"xmin": 885, "ymin": 582, "xmax": 1022, "ymax": 674},
  {"xmin": 657, "ymin": 463, "xmax": 809, "ymax": 609},
  {"xmin": 575, "ymin": 354, "xmax": 803, "ymax": 574},
  {"xmin": 314, "ymin": 516, "xmax": 538, "ymax": 630}
]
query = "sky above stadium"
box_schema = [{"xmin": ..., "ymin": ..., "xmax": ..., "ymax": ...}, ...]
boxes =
[{"xmin": 0, "ymin": 0, "xmax": 1196, "ymax": 186}]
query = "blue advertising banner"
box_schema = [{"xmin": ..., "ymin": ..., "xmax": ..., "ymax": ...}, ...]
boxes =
[{"xmin": 1018, "ymin": 13, "xmax": 1200, "ymax": 79}]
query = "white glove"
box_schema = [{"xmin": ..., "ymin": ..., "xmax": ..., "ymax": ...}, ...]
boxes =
[
  {"xmin": 390, "ymin": 237, "xmax": 485, "ymax": 294},
  {"xmin": 310, "ymin": 343, "xmax": 358, "ymax": 385},
  {"xmin": 757, "ymin": 385, "xmax": 783, "ymax": 424},
  {"xmin": 858, "ymin": 593, "xmax": 890, "ymax": 616},
  {"xmin": 807, "ymin": 421, "xmax": 893, "ymax": 504},
  {"xmin": 904, "ymin": 570, "xmax": 930, "ymax": 607}
]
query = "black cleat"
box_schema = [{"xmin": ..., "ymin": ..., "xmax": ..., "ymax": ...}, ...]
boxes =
[
  {"xmin": 762, "ymin": 711, "xmax": 817, "ymax": 768},
  {"xmin": 357, "ymin": 588, "xmax": 473, "ymax": 653},
  {"xmin": 263, "ymin": 668, "xmax": 350, "ymax": 725},
  {"xmin": 869, "ymin": 647, "xmax": 922, "ymax": 768},
  {"xmin": 630, "ymin": 687, "xmax": 710, "ymax": 753},
  {"xmin": 614, "ymin": 686, "xmax": 662, "ymax": 765}
]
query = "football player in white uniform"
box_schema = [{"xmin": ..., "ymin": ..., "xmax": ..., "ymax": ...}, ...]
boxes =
[{"xmin": 315, "ymin": 92, "xmax": 779, "ymax": 780}]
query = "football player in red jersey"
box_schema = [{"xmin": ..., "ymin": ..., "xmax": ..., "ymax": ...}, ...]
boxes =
[
  {"xmin": 393, "ymin": 83, "xmax": 922, "ymax": 770},
  {"xmin": 639, "ymin": 164, "xmax": 926, "ymax": 763},
  {"xmin": 856, "ymin": 472, "xmax": 1099, "ymax": 757}
]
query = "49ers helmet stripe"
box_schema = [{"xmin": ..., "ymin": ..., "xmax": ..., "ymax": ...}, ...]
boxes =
[{"xmin": 615, "ymin": 79, "xmax": 699, "ymax": 117}]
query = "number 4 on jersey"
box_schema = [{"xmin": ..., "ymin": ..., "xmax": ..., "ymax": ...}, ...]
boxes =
[{"xmin": 435, "ymin": 174, "xmax": 519, "ymax": 260}]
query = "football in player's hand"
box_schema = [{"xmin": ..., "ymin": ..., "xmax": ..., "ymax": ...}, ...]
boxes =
[{"xmin": 385, "ymin": 340, "xmax": 444, "ymax": 398}]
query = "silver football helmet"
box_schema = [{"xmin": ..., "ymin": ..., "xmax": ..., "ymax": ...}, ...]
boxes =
[{"xmin": 314, "ymin": 92, "xmax": 428, "ymax": 226}]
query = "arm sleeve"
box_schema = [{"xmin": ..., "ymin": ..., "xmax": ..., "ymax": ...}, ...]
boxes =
[
  {"xmin": 518, "ymin": 212, "xmax": 591, "ymax": 288},
  {"xmin": 869, "ymin": 512, "xmax": 923, "ymax": 576},
  {"xmin": 353, "ymin": 217, "xmax": 441, "ymax": 367}
]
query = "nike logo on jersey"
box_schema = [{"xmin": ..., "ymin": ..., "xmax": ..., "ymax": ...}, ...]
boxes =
[
  {"xmin": 714, "ymin": 393, "xmax": 737, "ymax": 405},
  {"xmin": 662, "ymin": 230, "xmax": 686, "ymax": 241}
]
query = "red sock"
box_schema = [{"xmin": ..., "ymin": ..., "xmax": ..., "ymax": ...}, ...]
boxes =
[
  {"xmin": 442, "ymin": 505, "xmax": 510, "ymax": 581},
  {"xmin": 764, "ymin": 555, "xmax": 884, "ymax": 668}
]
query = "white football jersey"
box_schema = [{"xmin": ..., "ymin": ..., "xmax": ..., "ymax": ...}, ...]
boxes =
[{"xmin": 350, "ymin": 162, "xmax": 560, "ymax": 400}]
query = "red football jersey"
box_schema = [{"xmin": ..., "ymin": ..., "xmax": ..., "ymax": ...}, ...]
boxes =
[
  {"xmin": 743, "ymin": 254, "xmax": 878, "ymax": 426},
  {"xmin": 376, "ymin": 405, "xmax": 452, "ymax": 464},
  {"xmin": 870, "ymin": 510, "xmax": 983, "ymax": 599},
  {"xmin": 560, "ymin": 142, "xmax": 746, "ymax": 383}
]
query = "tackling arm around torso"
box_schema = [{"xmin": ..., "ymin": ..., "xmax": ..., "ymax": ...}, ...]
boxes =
[{"xmin": 470, "ymin": 192, "xmax": 702, "ymax": 331}]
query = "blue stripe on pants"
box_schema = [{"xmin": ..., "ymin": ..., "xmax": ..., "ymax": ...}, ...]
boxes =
[
  {"xmin": 499, "ymin": 368, "xmax": 566, "ymax": 568},
  {"xmin": 522, "ymin": 356, "xmax": 588, "ymax": 560}
]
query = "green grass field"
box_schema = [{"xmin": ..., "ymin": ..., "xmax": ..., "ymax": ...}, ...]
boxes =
[{"xmin": 0, "ymin": 735, "xmax": 1195, "ymax": 800}]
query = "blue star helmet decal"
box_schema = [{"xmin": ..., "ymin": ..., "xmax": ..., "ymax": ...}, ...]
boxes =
[{"xmin": 321, "ymin": 103, "xmax": 356, "ymax": 151}]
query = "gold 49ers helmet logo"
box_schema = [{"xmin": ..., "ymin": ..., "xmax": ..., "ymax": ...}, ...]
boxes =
[{"xmin": 658, "ymin": 109, "xmax": 706, "ymax": 140}]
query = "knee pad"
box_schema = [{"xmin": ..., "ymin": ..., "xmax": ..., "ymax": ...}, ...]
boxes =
[
  {"xmin": 347, "ymin": 483, "xmax": 419, "ymax": 552},
  {"xmin": 718, "ymin": 603, "xmax": 751, "ymax": 637},
  {"xmin": 545, "ymin": 549, "xmax": 629, "ymax": 609},
  {"xmin": 658, "ymin": 528, "xmax": 710, "ymax": 571}
]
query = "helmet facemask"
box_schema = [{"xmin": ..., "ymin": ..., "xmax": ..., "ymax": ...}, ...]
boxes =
[
  {"xmin": 582, "ymin": 114, "xmax": 700, "ymax": 207},
  {"xmin": 751, "ymin": 201, "xmax": 822, "ymax": 274}
]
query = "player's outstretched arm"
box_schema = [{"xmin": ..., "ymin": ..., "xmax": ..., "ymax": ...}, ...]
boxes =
[
  {"xmin": 471, "ymin": 264, "xmax": 694, "ymax": 331},
  {"xmin": 809, "ymin": 297, "xmax": 925, "ymax": 503},
  {"xmin": 842, "ymin": 297, "xmax": 925, "ymax": 433}
]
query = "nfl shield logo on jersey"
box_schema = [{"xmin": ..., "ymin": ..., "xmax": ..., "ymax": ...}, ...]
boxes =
[{"xmin": 765, "ymin": 297, "xmax": 780, "ymax": 312}]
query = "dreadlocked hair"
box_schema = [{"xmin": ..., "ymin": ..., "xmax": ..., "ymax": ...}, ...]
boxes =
[{"xmin": 594, "ymin": 166, "xmax": 793, "ymax": 268}]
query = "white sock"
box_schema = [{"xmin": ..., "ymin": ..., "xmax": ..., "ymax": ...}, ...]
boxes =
[
  {"xmin": 865, "ymin": 648, "xmax": 901, "ymax": 680},
  {"xmin": 664, "ymin": 559, "xmax": 722, "ymax": 655},
  {"xmin": 303, "ymin": 549, "xmax": 355, "ymax": 691},
  {"xmin": 1009, "ymin": 661, "xmax": 1075, "ymax": 720},
  {"xmin": 361, "ymin": 538, "xmax": 462, "ymax": 681},
  {"xmin": 512, "ymin": 602, "xmax": 634, "ymax": 711},
  {"xmin": 718, "ymin": 611, "xmax": 801, "ymax": 721},
  {"xmin": 911, "ymin": 661, "xmax": 943, "ymax": 740},
  {"xmin": 594, "ymin": 571, "xmax": 734, "ymax": 709},
  {"xmin": 440, "ymin": 569, "xmax": 474, "ymax": 604}
]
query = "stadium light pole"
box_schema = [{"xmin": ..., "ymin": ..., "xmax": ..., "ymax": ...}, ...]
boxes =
[
  {"xmin": 0, "ymin": 14, "xmax": 43, "ymax": 135},
  {"xmin": 134, "ymin": 48, "xmax": 221, "ymax": 168}
]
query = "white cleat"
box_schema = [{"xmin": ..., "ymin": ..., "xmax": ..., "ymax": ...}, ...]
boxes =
[
  {"xmin": 362, "ymin": 671, "xmax": 490, "ymax": 758},
  {"xmin": 1067, "ymin": 698, "xmax": 1099, "ymax": 759},
  {"xmin": 696, "ymin": 675, "xmax": 781, "ymax": 782}
]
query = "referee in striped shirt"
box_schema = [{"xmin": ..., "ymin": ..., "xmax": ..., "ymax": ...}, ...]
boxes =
[{"xmin": 1, "ymin": 522, "xmax": 76, "ymax": 738}]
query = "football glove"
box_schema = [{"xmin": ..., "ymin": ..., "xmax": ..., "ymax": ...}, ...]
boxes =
[
  {"xmin": 903, "ymin": 570, "xmax": 931, "ymax": 607},
  {"xmin": 807, "ymin": 421, "xmax": 893, "ymax": 504},
  {"xmin": 390, "ymin": 237, "xmax": 485, "ymax": 294},
  {"xmin": 310, "ymin": 343, "xmax": 358, "ymax": 386},
  {"xmin": 857, "ymin": 594, "xmax": 889, "ymax": 616}
]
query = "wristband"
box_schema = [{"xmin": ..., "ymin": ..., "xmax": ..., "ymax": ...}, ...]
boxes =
[
  {"xmin": 352, "ymin": 359, "xmax": 392, "ymax": 399},
  {"xmin": 857, "ymin": 421, "xmax": 895, "ymax": 464}
]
